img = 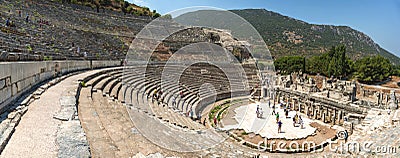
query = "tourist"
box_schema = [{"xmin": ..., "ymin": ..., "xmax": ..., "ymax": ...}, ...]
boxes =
[
  {"xmin": 275, "ymin": 112, "xmax": 279, "ymax": 123},
  {"xmin": 6, "ymin": 18, "xmax": 10, "ymax": 27},
  {"xmin": 172, "ymin": 96, "xmax": 176, "ymax": 106},
  {"xmin": 271, "ymin": 105, "xmax": 276, "ymax": 115},
  {"xmin": 256, "ymin": 105, "xmax": 260, "ymax": 115},
  {"xmin": 18, "ymin": 10, "xmax": 21, "ymax": 17},
  {"xmin": 25, "ymin": 14, "xmax": 29, "ymax": 23},
  {"xmin": 285, "ymin": 108, "xmax": 289, "ymax": 118},
  {"xmin": 258, "ymin": 108, "xmax": 263, "ymax": 118},
  {"xmin": 198, "ymin": 114, "xmax": 201, "ymax": 122},
  {"xmin": 293, "ymin": 116, "xmax": 296, "ymax": 127},
  {"xmin": 278, "ymin": 120, "xmax": 282, "ymax": 133},
  {"xmin": 214, "ymin": 117, "xmax": 217, "ymax": 127},
  {"xmin": 299, "ymin": 116, "xmax": 304, "ymax": 129}
]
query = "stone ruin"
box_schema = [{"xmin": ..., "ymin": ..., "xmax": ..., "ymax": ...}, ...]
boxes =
[{"xmin": 269, "ymin": 73, "xmax": 399, "ymax": 134}]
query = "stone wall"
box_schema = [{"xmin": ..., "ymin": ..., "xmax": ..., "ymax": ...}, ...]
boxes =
[{"xmin": 0, "ymin": 60, "xmax": 120, "ymax": 112}]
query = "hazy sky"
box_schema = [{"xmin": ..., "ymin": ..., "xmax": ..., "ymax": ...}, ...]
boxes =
[{"xmin": 128, "ymin": 0, "xmax": 400, "ymax": 57}]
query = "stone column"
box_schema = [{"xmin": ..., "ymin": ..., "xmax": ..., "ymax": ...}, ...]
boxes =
[
  {"xmin": 322, "ymin": 112, "xmax": 326, "ymax": 123},
  {"xmin": 292, "ymin": 98, "xmax": 296, "ymax": 110},
  {"xmin": 319, "ymin": 106, "xmax": 324, "ymax": 120},
  {"xmin": 325, "ymin": 108, "xmax": 332, "ymax": 122},
  {"xmin": 351, "ymin": 85, "xmax": 357, "ymax": 102},
  {"xmin": 331, "ymin": 110, "xmax": 336, "ymax": 125},
  {"xmin": 305, "ymin": 103, "xmax": 309, "ymax": 116},
  {"xmin": 298, "ymin": 102, "xmax": 302, "ymax": 112},
  {"xmin": 337, "ymin": 110, "xmax": 342, "ymax": 125},
  {"xmin": 310, "ymin": 103, "xmax": 314, "ymax": 118},
  {"xmin": 286, "ymin": 96, "xmax": 289, "ymax": 107},
  {"xmin": 313, "ymin": 107, "xmax": 318, "ymax": 120}
]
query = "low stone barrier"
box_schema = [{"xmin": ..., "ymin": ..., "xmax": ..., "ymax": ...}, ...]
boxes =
[{"xmin": 0, "ymin": 60, "xmax": 121, "ymax": 113}]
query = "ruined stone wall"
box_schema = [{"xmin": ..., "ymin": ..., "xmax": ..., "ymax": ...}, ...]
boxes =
[{"xmin": 0, "ymin": 61, "xmax": 120, "ymax": 112}]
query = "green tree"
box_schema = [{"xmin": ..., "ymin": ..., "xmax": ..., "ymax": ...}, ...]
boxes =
[
  {"xmin": 153, "ymin": 13, "xmax": 161, "ymax": 18},
  {"xmin": 306, "ymin": 45, "xmax": 351, "ymax": 78},
  {"xmin": 354, "ymin": 55, "xmax": 392, "ymax": 83},
  {"xmin": 161, "ymin": 14, "xmax": 172, "ymax": 19},
  {"xmin": 393, "ymin": 65, "xmax": 400, "ymax": 76},
  {"xmin": 274, "ymin": 56, "xmax": 305, "ymax": 75}
]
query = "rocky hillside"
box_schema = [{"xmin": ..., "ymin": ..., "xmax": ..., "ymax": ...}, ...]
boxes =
[
  {"xmin": 0, "ymin": 0, "xmax": 151, "ymax": 61},
  {"xmin": 55, "ymin": 0, "xmax": 160, "ymax": 17},
  {"xmin": 176, "ymin": 9, "xmax": 400, "ymax": 65}
]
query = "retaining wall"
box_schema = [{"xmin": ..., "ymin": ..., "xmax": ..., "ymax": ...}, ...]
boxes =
[{"xmin": 0, "ymin": 60, "xmax": 121, "ymax": 112}]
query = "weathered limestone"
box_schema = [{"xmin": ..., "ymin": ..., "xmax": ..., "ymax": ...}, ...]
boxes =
[{"xmin": 389, "ymin": 90, "xmax": 398, "ymax": 110}]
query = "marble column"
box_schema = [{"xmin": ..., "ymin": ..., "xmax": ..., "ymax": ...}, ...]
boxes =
[
  {"xmin": 304, "ymin": 103, "xmax": 310, "ymax": 117},
  {"xmin": 319, "ymin": 106, "xmax": 323, "ymax": 120},
  {"xmin": 337, "ymin": 110, "xmax": 342, "ymax": 125},
  {"xmin": 298, "ymin": 103, "xmax": 302, "ymax": 112},
  {"xmin": 313, "ymin": 107, "xmax": 318, "ymax": 120}
]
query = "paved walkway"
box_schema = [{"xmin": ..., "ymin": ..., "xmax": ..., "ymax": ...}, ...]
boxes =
[
  {"xmin": 1, "ymin": 70, "xmax": 100, "ymax": 158},
  {"xmin": 222, "ymin": 101, "xmax": 316, "ymax": 139}
]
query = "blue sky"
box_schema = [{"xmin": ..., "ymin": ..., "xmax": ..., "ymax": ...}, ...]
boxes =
[{"xmin": 128, "ymin": 0, "xmax": 400, "ymax": 57}]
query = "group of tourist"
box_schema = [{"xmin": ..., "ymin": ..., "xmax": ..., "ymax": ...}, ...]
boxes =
[
  {"xmin": 152, "ymin": 89, "xmax": 163, "ymax": 105},
  {"xmin": 37, "ymin": 19, "xmax": 50, "ymax": 28},
  {"xmin": 4, "ymin": 9, "xmax": 30, "ymax": 28},
  {"xmin": 269, "ymin": 100, "xmax": 306, "ymax": 133},
  {"xmin": 5, "ymin": 18, "xmax": 12, "ymax": 27},
  {"xmin": 256, "ymin": 105, "xmax": 263, "ymax": 118},
  {"xmin": 292, "ymin": 113, "xmax": 304, "ymax": 129}
]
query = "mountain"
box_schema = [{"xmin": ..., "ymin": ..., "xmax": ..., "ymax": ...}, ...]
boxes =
[{"xmin": 176, "ymin": 9, "xmax": 400, "ymax": 65}]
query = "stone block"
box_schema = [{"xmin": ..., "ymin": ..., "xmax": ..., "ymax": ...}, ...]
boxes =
[
  {"xmin": 0, "ymin": 87, "xmax": 12, "ymax": 104},
  {"xmin": 0, "ymin": 79, "xmax": 5, "ymax": 89},
  {"xmin": 7, "ymin": 111, "xmax": 18, "ymax": 119}
]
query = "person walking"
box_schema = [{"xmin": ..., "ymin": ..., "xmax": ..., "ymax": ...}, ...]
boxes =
[
  {"xmin": 285, "ymin": 108, "xmax": 289, "ymax": 118},
  {"xmin": 293, "ymin": 116, "xmax": 296, "ymax": 127},
  {"xmin": 171, "ymin": 96, "xmax": 176, "ymax": 107},
  {"xmin": 278, "ymin": 120, "xmax": 282, "ymax": 133},
  {"xmin": 299, "ymin": 116, "xmax": 304, "ymax": 129},
  {"xmin": 25, "ymin": 14, "xmax": 29, "ymax": 23},
  {"xmin": 6, "ymin": 18, "xmax": 10, "ymax": 27},
  {"xmin": 275, "ymin": 112, "xmax": 279, "ymax": 123},
  {"xmin": 271, "ymin": 105, "xmax": 276, "ymax": 115}
]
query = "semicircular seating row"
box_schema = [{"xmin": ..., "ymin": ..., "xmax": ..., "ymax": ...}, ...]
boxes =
[{"xmin": 83, "ymin": 64, "xmax": 259, "ymax": 130}]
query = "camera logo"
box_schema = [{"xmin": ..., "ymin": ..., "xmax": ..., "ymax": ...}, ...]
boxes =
[{"xmin": 336, "ymin": 130, "xmax": 348, "ymax": 140}]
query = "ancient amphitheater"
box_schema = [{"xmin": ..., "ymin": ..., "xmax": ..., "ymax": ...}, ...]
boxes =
[{"xmin": 0, "ymin": 0, "xmax": 400, "ymax": 158}]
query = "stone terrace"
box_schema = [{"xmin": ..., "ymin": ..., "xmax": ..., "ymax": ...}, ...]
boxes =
[{"xmin": 0, "ymin": 0, "xmax": 151, "ymax": 61}]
